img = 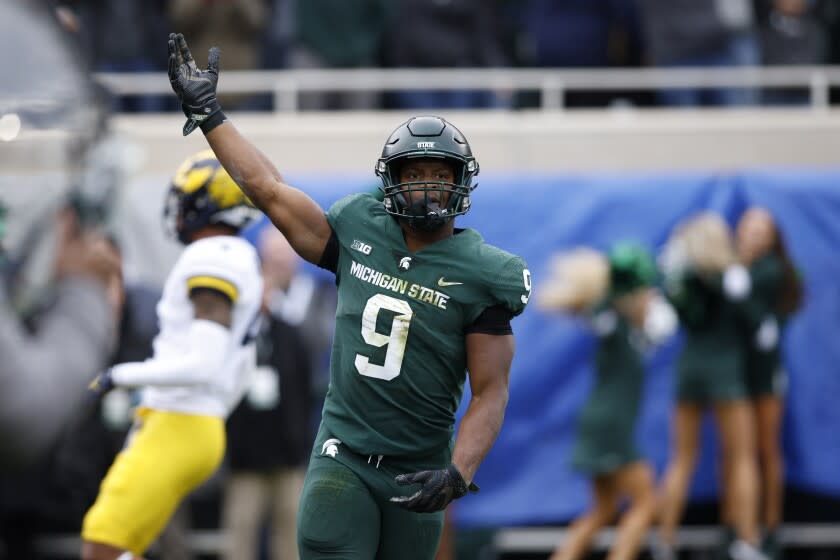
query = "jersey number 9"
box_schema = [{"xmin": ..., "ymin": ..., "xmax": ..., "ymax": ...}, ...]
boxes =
[{"xmin": 354, "ymin": 294, "xmax": 413, "ymax": 381}]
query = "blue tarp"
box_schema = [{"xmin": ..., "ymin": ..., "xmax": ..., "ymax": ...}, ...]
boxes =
[{"xmin": 246, "ymin": 169, "xmax": 840, "ymax": 527}]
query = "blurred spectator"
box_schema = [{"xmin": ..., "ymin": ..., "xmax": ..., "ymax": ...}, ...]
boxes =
[
  {"xmin": 735, "ymin": 207, "xmax": 803, "ymax": 560},
  {"xmin": 638, "ymin": 0, "xmax": 761, "ymax": 107},
  {"xmin": 169, "ymin": 0, "xmax": 267, "ymax": 109},
  {"xmin": 290, "ymin": 0, "xmax": 386, "ymax": 110},
  {"xmin": 820, "ymin": 0, "xmax": 840, "ymax": 103},
  {"xmin": 518, "ymin": 0, "xmax": 646, "ymax": 108},
  {"xmin": 757, "ymin": 0, "xmax": 826, "ymax": 65},
  {"xmin": 63, "ymin": 0, "xmax": 170, "ymax": 112},
  {"xmin": 261, "ymin": 0, "xmax": 294, "ymax": 70},
  {"xmin": 383, "ymin": 0, "xmax": 509, "ymax": 109},
  {"xmin": 821, "ymin": 0, "xmax": 840, "ymax": 58},
  {"xmin": 222, "ymin": 228, "xmax": 314, "ymax": 560},
  {"xmin": 755, "ymin": 0, "xmax": 827, "ymax": 105},
  {"xmin": 0, "ymin": 209, "xmax": 120, "ymax": 473}
]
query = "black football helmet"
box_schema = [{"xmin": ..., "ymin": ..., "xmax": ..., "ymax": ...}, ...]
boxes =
[
  {"xmin": 164, "ymin": 150, "xmax": 261, "ymax": 244},
  {"xmin": 375, "ymin": 116, "xmax": 479, "ymax": 232}
]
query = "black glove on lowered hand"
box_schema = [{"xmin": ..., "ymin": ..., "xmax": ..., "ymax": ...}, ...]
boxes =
[
  {"xmin": 390, "ymin": 463, "xmax": 480, "ymax": 513},
  {"xmin": 167, "ymin": 32, "xmax": 225, "ymax": 136}
]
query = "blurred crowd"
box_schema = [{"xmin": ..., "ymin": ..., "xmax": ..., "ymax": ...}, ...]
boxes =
[{"xmin": 48, "ymin": 0, "xmax": 840, "ymax": 111}]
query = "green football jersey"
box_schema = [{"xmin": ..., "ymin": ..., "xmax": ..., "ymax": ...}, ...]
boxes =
[{"xmin": 321, "ymin": 193, "xmax": 530, "ymax": 457}]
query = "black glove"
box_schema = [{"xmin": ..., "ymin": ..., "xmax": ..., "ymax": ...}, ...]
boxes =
[
  {"xmin": 88, "ymin": 368, "xmax": 115, "ymax": 398},
  {"xmin": 389, "ymin": 464, "xmax": 480, "ymax": 513},
  {"xmin": 167, "ymin": 33, "xmax": 225, "ymax": 136}
]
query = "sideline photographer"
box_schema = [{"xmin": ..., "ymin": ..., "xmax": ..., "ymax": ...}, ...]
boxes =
[{"xmin": 0, "ymin": 1, "xmax": 121, "ymax": 471}]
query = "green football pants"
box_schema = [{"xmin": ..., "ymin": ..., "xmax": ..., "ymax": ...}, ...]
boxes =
[{"xmin": 297, "ymin": 428, "xmax": 447, "ymax": 560}]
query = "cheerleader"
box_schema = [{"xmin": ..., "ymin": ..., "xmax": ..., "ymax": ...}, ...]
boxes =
[{"xmin": 539, "ymin": 243, "xmax": 675, "ymax": 560}]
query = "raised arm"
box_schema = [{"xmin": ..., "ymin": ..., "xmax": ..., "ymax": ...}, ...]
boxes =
[
  {"xmin": 203, "ymin": 123, "xmax": 331, "ymax": 263},
  {"xmin": 167, "ymin": 33, "xmax": 331, "ymax": 264}
]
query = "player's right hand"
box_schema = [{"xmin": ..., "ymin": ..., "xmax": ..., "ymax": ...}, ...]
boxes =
[
  {"xmin": 88, "ymin": 368, "xmax": 115, "ymax": 398},
  {"xmin": 167, "ymin": 33, "xmax": 224, "ymax": 136}
]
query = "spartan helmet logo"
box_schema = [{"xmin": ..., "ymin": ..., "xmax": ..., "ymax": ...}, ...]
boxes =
[
  {"xmin": 321, "ymin": 438, "xmax": 341, "ymax": 458},
  {"xmin": 399, "ymin": 256, "xmax": 412, "ymax": 270}
]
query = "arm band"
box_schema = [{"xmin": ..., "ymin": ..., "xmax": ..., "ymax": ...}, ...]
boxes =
[
  {"xmin": 199, "ymin": 109, "xmax": 227, "ymax": 134},
  {"xmin": 464, "ymin": 305, "xmax": 514, "ymax": 335},
  {"xmin": 318, "ymin": 229, "xmax": 339, "ymax": 273}
]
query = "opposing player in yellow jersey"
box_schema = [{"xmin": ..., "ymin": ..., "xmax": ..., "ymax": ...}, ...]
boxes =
[{"xmin": 81, "ymin": 150, "xmax": 264, "ymax": 560}]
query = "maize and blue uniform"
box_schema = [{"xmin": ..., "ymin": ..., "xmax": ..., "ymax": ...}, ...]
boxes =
[{"xmin": 82, "ymin": 236, "xmax": 262, "ymax": 556}]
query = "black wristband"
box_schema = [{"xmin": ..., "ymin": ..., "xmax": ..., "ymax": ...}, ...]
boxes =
[{"xmin": 200, "ymin": 109, "xmax": 227, "ymax": 134}]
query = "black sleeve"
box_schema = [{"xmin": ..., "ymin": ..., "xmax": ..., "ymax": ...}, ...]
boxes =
[
  {"xmin": 464, "ymin": 304, "xmax": 514, "ymax": 335},
  {"xmin": 317, "ymin": 228, "xmax": 339, "ymax": 274}
]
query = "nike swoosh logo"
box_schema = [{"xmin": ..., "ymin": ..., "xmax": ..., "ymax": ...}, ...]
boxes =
[{"xmin": 438, "ymin": 277, "xmax": 463, "ymax": 287}]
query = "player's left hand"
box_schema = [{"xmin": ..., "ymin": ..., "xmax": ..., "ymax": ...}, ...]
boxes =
[
  {"xmin": 390, "ymin": 464, "xmax": 479, "ymax": 513},
  {"xmin": 88, "ymin": 368, "xmax": 115, "ymax": 398}
]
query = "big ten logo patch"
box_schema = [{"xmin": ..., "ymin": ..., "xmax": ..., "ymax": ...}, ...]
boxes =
[{"xmin": 352, "ymin": 239, "xmax": 372, "ymax": 255}]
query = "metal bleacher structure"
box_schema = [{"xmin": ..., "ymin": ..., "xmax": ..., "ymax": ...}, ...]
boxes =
[
  {"xmin": 91, "ymin": 65, "xmax": 840, "ymax": 176},
  {"xmin": 96, "ymin": 65, "xmax": 840, "ymax": 112},
  {"xmin": 31, "ymin": 67, "xmax": 840, "ymax": 559}
]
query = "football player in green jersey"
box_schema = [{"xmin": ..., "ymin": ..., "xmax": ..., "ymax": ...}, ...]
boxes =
[{"xmin": 167, "ymin": 34, "xmax": 531, "ymax": 559}]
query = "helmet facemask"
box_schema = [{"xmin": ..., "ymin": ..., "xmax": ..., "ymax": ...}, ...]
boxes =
[{"xmin": 378, "ymin": 156, "xmax": 477, "ymax": 232}]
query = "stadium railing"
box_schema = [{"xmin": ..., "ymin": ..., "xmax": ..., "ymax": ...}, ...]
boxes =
[
  {"xmin": 32, "ymin": 524, "xmax": 840, "ymax": 558},
  {"xmin": 94, "ymin": 65, "xmax": 840, "ymax": 112}
]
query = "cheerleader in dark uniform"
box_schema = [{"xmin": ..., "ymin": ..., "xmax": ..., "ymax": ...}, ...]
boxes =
[
  {"xmin": 735, "ymin": 208, "xmax": 803, "ymax": 560},
  {"xmin": 539, "ymin": 243, "xmax": 676, "ymax": 560},
  {"xmin": 655, "ymin": 212, "xmax": 767, "ymax": 560}
]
